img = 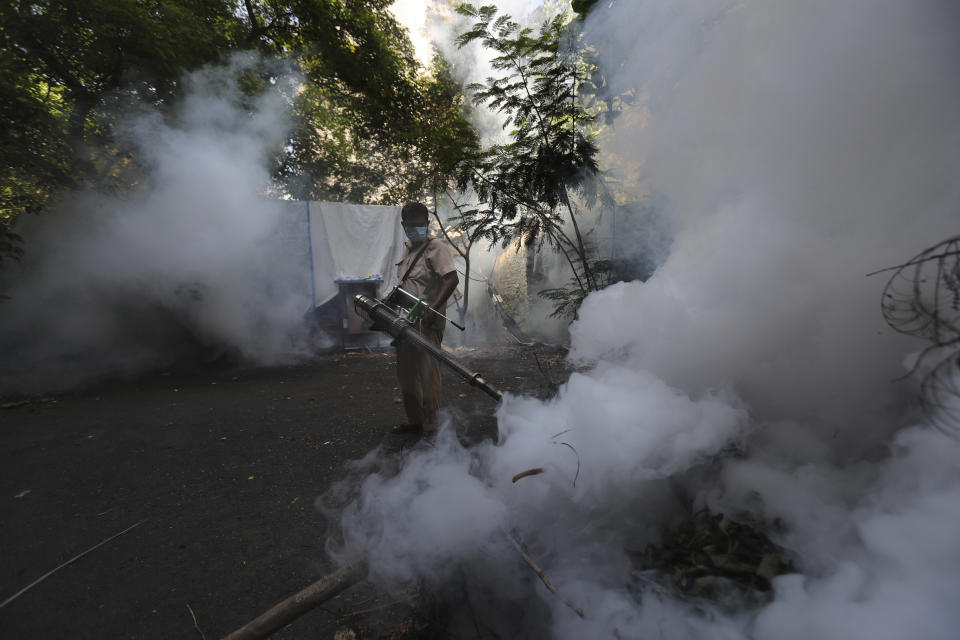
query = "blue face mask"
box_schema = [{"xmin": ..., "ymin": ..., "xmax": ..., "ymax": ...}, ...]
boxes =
[{"xmin": 405, "ymin": 226, "xmax": 428, "ymax": 244}]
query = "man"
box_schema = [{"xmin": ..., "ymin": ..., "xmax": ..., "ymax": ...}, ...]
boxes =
[{"xmin": 391, "ymin": 202, "xmax": 459, "ymax": 435}]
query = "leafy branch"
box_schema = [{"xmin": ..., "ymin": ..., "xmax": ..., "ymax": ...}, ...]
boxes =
[{"xmin": 454, "ymin": 3, "xmax": 615, "ymax": 316}]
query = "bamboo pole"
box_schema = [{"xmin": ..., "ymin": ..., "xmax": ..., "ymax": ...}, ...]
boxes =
[{"xmin": 222, "ymin": 559, "xmax": 366, "ymax": 640}]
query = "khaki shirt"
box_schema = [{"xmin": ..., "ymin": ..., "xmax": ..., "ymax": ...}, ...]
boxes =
[{"xmin": 395, "ymin": 236, "xmax": 456, "ymax": 311}]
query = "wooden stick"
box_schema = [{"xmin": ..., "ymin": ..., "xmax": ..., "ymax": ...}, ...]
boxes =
[
  {"xmin": 500, "ymin": 528, "xmax": 585, "ymax": 618},
  {"xmin": 512, "ymin": 468, "xmax": 544, "ymax": 483},
  {"xmin": 0, "ymin": 520, "xmax": 144, "ymax": 610},
  {"xmin": 530, "ymin": 350, "xmax": 560, "ymax": 387},
  {"xmin": 222, "ymin": 558, "xmax": 366, "ymax": 640},
  {"xmin": 187, "ymin": 604, "xmax": 208, "ymax": 640}
]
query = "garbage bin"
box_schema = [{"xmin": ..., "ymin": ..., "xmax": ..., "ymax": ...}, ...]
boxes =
[{"xmin": 336, "ymin": 275, "xmax": 383, "ymax": 349}]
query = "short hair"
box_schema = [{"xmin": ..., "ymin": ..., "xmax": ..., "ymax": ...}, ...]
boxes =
[{"xmin": 401, "ymin": 202, "xmax": 429, "ymax": 222}]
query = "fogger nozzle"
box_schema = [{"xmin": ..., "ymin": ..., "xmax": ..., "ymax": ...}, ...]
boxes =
[{"xmin": 353, "ymin": 294, "xmax": 503, "ymax": 402}]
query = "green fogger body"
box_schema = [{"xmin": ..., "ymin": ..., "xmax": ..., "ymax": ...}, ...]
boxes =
[{"xmin": 353, "ymin": 293, "xmax": 501, "ymax": 401}]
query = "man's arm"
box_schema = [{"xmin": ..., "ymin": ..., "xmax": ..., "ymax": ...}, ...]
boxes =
[{"xmin": 430, "ymin": 271, "xmax": 459, "ymax": 311}]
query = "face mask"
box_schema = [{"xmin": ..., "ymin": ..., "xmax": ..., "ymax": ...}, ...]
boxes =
[{"xmin": 405, "ymin": 226, "xmax": 428, "ymax": 244}]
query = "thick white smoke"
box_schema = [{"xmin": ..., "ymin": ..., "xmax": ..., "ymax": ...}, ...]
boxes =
[
  {"xmin": 326, "ymin": 1, "xmax": 960, "ymax": 638},
  {"xmin": 0, "ymin": 55, "xmax": 321, "ymax": 393},
  {"xmin": 576, "ymin": 0, "xmax": 959, "ymax": 440}
]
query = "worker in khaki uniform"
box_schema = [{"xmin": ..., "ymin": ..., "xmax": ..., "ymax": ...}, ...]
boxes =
[{"xmin": 391, "ymin": 202, "xmax": 459, "ymax": 435}]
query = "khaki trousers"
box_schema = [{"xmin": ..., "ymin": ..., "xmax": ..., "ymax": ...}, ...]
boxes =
[{"xmin": 396, "ymin": 321, "xmax": 445, "ymax": 430}]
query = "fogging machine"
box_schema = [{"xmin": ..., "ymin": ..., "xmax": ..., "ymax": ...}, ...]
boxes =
[{"xmin": 353, "ymin": 293, "xmax": 502, "ymax": 401}]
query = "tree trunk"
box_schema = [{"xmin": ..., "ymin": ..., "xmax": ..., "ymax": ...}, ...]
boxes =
[
  {"xmin": 460, "ymin": 255, "xmax": 470, "ymax": 326},
  {"xmin": 561, "ymin": 189, "xmax": 594, "ymax": 291}
]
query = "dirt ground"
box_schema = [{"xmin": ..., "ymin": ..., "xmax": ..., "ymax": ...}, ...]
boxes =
[{"xmin": 0, "ymin": 346, "xmax": 568, "ymax": 639}]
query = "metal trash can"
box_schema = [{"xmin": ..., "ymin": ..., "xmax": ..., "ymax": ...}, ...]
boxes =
[{"xmin": 335, "ymin": 275, "xmax": 382, "ymax": 349}]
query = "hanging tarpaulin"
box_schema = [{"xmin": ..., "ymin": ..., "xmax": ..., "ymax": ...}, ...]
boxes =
[{"xmin": 306, "ymin": 201, "xmax": 405, "ymax": 307}]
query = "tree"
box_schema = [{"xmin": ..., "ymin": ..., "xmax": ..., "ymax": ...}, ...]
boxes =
[
  {"xmin": 431, "ymin": 193, "xmax": 485, "ymax": 327},
  {"xmin": 0, "ymin": 0, "xmax": 246, "ymax": 286},
  {"xmin": 415, "ymin": 55, "xmax": 483, "ymax": 325},
  {"xmin": 280, "ymin": 48, "xmax": 480, "ymax": 205},
  {"xmin": 0, "ymin": 0, "xmax": 491, "ymax": 315},
  {"xmin": 455, "ymin": 3, "xmax": 615, "ymax": 317},
  {"xmin": 237, "ymin": 0, "xmax": 422, "ymax": 139},
  {"xmin": 0, "ymin": 0, "xmax": 459, "ymax": 264}
]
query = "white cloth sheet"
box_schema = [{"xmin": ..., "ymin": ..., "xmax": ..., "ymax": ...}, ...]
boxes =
[{"xmin": 307, "ymin": 201, "xmax": 405, "ymax": 306}]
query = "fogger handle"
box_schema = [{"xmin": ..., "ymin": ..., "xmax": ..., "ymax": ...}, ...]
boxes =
[{"xmin": 390, "ymin": 286, "xmax": 465, "ymax": 331}]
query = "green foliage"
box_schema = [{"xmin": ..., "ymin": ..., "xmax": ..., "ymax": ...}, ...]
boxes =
[
  {"xmin": 1, "ymin": 0, "xmax": 480, "ymax": 277},
  {"xmin": 539, "ymin": 257, "xmax": 613, "ymax": 319},
  {"xmin": 570, "ymin": 0, "xmax": 601, "ymax": 20},
  {"xmin": 0, "ymin": 0, "xmax": 242, "ymax": 267},
  {"xmin": 244, "ymin": 0, "xmax": 421, "ymax": 136},
  {"xmin": 281, "ymin": 52, "xmax": 480, "ymax": 204},
  {"xmin": 414, "ymin": 56, "xmax": 483, "ymax": 197},
  {"xmin": 457, "ymin": 5, "xmax": 604, "ymax": 211},
  {"xmin": 454, "ymin": 3, "xmax": 615, "ymax": 316}
]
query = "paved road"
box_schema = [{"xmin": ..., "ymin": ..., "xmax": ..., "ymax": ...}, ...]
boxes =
[{"xmin": 0, "ymin": 349, "xmax": 557, "ymax": 639}]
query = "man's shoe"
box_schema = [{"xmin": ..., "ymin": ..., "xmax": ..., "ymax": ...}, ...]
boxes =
[{"xmin": 390, "ymin": 423, "xmax": 423, "ymax": 434}]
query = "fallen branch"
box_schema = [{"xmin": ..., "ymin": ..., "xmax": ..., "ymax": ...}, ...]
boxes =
[
  {"xmin": 512, "ymin": 468, "xmax": 544, "ymax": 483},
  {"xmin": 500, "ymin": 528, "xmax": 585, "ymax": 618},
  {"xmin": 530, "ymin": 350, "xmax": 560, "ymax": 388},
  {"xmin": 222, "ymin": 558, "xmax": 366, "ymax": 640},
  {"xmin": 0, "ymin": 520, "xmax": 145, "ymax": 610}
]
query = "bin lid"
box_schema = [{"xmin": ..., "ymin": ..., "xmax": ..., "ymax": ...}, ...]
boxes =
[{"xmin": 335, "ymin": 274, "xmax": 383, "ymax": 282}]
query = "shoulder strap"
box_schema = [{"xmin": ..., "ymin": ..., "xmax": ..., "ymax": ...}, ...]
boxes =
[{"xmin": 400, "ymin": 239, "xmax": 432, "ymax": 284}]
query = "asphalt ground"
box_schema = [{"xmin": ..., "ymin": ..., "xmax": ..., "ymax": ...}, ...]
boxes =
[{"xmin": 0, "ymin": 347, "xmax": 566, "ymax": 639}]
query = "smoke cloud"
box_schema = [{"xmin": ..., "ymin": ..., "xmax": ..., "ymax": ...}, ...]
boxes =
[
  {"xmin": 0, "ymin": 55, "xmax": 321, "ymax": 394},
  {"xmin": 325, "ymin": 1, "xmax": 960, "ymax": 637}
]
